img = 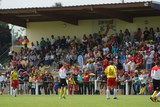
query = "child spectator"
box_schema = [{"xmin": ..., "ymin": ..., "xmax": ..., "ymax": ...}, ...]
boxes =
[{"xmin": 54, "ymin": 77, "xmax": 60, "ymax": 95}]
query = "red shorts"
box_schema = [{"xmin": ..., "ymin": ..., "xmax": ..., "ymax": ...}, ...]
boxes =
[
  {"xmin": 107, "ymin": 78, "xmax": 117, "ymax": 87},
  {"xmin": 12, "ymin": 80, "xmax": 19, "ymax": 88}
]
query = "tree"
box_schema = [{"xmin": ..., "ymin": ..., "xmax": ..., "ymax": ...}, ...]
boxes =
[{"xmin": 52, "ymin": 2, "xmax": 63, "ymax": 7}]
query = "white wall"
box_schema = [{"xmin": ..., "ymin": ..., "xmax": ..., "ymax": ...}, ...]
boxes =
[
  {"xmin": 27, "ymin": 20, "xmax": 93, "ymax": 43},
  {"xmin": 26, "ymin": 16, "xmax": 160, "ymax": 43}
]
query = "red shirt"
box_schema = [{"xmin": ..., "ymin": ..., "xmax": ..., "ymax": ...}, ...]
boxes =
[
  {"xmin": 151, "ymin": 65, "xmax": 158, "ymax": 71},
  {"xmin": 83, "ymin": 73, "xmax": 90, "ymax": 82}
]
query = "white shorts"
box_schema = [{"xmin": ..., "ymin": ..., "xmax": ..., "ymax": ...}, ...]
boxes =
[{"xmin": 18, "ymin": 84, "xmax": 24, "ymax": 90}]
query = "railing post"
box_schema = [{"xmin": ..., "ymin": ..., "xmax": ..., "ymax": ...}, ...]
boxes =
[
  {"xmin": 66, "ymin": 80, "xmax": 68, "ymax": 95},
  {"xmin": 10, "ymin": 80, "xmax": 12, "ymax": 95},
  {"xmin": 94, "ymin": 80, "xmax": 97, "ymax": 91},
  {"xmin": 35, "ymin": 81, "xmax": 38, "ymax": 95},
  {"xmin": 125, "ymin": 80, "xmax": 129, "ymax": 95}
]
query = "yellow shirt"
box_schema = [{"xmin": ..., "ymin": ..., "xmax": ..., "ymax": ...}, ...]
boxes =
[
  {"xmin": 105, "ymin": 65, "xmax": 117, "ymax": 78},
  {"xmin": 11, "ymin": 70, "xmax": 18, "ymax": 80},
  {"xmin": 29, "ymin": 76, "xmax": 35, "ymax": 82},
  {"xmin": 68, "ymin": 77, "xmax": 76, "ymax": 84}
]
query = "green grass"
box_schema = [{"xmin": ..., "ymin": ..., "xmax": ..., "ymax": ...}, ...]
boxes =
[{"xmin": 0, "ymin": 95, "xmax": 159, "ymax": 107}]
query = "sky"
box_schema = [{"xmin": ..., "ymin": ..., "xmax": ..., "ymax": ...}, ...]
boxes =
[{"xmin": 0, "ymin": 0, "xmax": 153, "ymax": 9}]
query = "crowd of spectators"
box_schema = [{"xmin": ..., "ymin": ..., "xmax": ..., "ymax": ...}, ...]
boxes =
[{"xmin": 1, "ymin": 26, "xmax": 160, "ymax": 95}]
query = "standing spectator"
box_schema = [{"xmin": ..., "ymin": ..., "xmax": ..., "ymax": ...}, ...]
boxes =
[
  {"xmin": 135, "ymin": 28, "xmax": 142, "ymax": 41},
  {"xmin": 61, "ymin": 36, "xmax": 66, "ymax": 50},
  {"xmin": 86, "ymin": 59, "xmax": 94, "ymax": 73},
  {"xmin": 42, "ymin": 74, "xmax": 49, "ymax": 95},
  {"xmin": 99, "ymin": 72, "xmax": 107, "ymax": 89},
  {"xmin": 47, "ymin": 73, "xmax": 54, "ymax": 94},
  {"xmin": 29, "ymin": 74, "xmax": 35, "ymax": 95},
  {"xmin": 82, "ymin": 34, "xmax": 88, "ymax": 48},
  {"xmin": 143, "ymin": 27, "xmax": 150, "ymax": 41},
  {"xmin": 138, "ymin": 70, "xmax": 148, "ymax": 95},
  {"xmin": 55, "ymin": 36, "xmax": 61, "ymax": 47},
  {"xmin": 124, "ymin": 72, "xmax": 133, "ymax": 95},
  {"xmin": 149, "ymin": 27, "xmax": 155, "ymax": 41},
  {"xmin": 30, "ymin": 42, "xmax": 36, "ymax": 50},
  {"xmin": 104, "ymin": 60, "xmax": 118, "ymax": 100},
  {"xmin": 40, "ymin": 37, "xmax": 46, "ymax": 51},
  {"xmin": 124, "ymin": 29, "xmax": 131, "ymax": 41},
  {"xmin": 68, "ymin": 74, "xmax": 76, "ymax": 95},
  {"xmin": 123, "ymin": 59, "xmax": 130, "ymax": 73},
  {"xmin": 89, "ymin": 73, "xmax": 96, "ymax": 95},
  {"xmin": 118, "ymin": 30, "xmax": 124, "ymax": 44},
  {"xmin": 50, "ymin": 35, "xmax": 56, "ymax": 46},
  {"xmin": 54, "ymin": 77, "xmax": 60, "ymax": 95},
  {"xmin": 77, "ymin": 71, "xmax": 83, "ymax": 95},
  {"xmin": 18, "ymin": 72, "xmax": 25, "ymax": 94},
  {"xmin": 23, "ymin": 72, "xmax": 29, "ymax": 94},
  {"xmin": 46, "ymin": 38, "xmax": 51, "ymax": 49},
  {"xmin": 144, "ymin": 51, "xmax": 154, "ymax": 72},
  {"xmin": 66, "ymin": 36, "xmax": 71, "ymax": 47},
  {"xmin": 155, "ymin": 27, "xmax": 160, "ymax": 43},
  {"xmin": 35, "ymin": 41, "xmax": 41, "ymax": 53},
  {"xmin": 118, "ymin": 73, "xmax": 125, "ymax": 95},
  {"xmin": 0, "ymin": 73, "xmax": 6, "ymax": 95},
  {"xmin": 132, "ymin": 73, "xmax": 140, "ymax": 95},
  {"xmin": 83, "ymin": 69, "xmax": 90, "ymax": 95},
  {"xmin": 129, "ymin": 58, "xmax": 136, "ymax": 77},
  {"xmin": 23, "ymin": 36, "xmax": 29, "ymax": 48}
]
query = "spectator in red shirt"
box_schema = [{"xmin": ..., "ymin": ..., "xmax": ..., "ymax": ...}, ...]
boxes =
[{"xmin": 83, "ymin": 69, "xmax": 90, "ymax": 95}]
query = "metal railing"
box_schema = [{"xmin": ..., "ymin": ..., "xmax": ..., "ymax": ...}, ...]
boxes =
[{"xmin": 1, "ymin": 80, "xmax": 131, "ymax": 95}]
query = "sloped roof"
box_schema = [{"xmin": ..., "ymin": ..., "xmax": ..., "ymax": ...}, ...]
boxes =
[{"xmin": 0, "ymin": 1, "xmax": 159, "ymax": 28}]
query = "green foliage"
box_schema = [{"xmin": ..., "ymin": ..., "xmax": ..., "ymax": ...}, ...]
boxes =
[
  {"xmin": 52, "ymin": 2, "xmax": 63, "ymax": 7},
  {"xmin": 0, "ymin": 21, "xmax": 9, "ymax": 29}
]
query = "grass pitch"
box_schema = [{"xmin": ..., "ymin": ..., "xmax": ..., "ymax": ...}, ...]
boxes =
[{"xmin": 0, "ymin": 95, "xmax": 159, "ymax": 107}]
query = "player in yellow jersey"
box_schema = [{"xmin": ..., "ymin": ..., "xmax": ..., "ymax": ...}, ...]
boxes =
[
  {"xmin": 11, "ymin": 67, "xmax": 19, "ymax": 97},
  {"xmin": 104, "ymin": 60, "xmax": 118, "ymax": 100}
]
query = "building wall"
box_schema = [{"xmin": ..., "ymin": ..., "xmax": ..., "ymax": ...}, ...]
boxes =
[{"xmin": 26, "ymin": 16, "xmax": 160, "ymax": 43}]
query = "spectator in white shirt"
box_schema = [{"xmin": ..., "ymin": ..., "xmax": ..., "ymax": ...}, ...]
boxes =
[
  {"xmin": 0, "ymin": 73, "xmax": 6, "ymax": 95},
  {"xmin": 145, "ymin": 51, "xmax": 154, "ymax": 72},
  {"xmin": 50, "ymin": 35, "xmax": 56, "ymax": 46},
  {"xmin": 123, "ymin": 59, "xmax": 130, "ymax": 73}
]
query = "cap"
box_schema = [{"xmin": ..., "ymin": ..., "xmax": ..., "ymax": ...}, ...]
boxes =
[
  {"xmin": 104, "ymin": 59, "xmax": 108, "ymax": 63},
  {"xmin": 89, "ymin": 73, "xmax": 95, "ymax": 76}
]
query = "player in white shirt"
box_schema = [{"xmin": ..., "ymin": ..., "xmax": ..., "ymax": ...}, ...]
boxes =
[
  {"xmin": 150, "ymin": 62, "xmax": 160, "ymax": 102},
  {"xmin": 59, "ymin": 63, "xmax": 68, "ymax": 99}
]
